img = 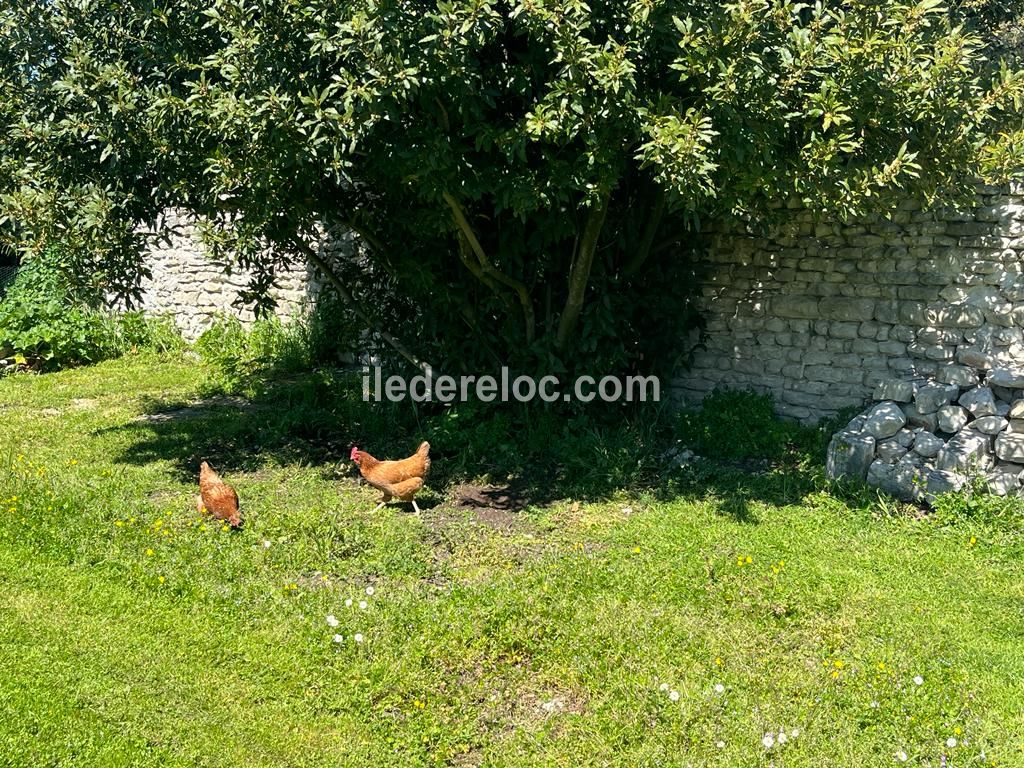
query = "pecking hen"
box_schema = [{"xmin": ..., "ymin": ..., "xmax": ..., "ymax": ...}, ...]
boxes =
[
  {"xmin": 196, "ymin": 460, "xmax": 242, "ymax": 528},
  {"xmin": 351, "ymin": 441, "xmax": 430, "ymax": 514}
]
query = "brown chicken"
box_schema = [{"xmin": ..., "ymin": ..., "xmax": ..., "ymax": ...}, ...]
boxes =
[
  {"xmin": 351, "ymin": 441, "xmax": 430, "ymax": 514},
  {"xmin": 196, "ymin": 461, "xmax": 242, "ymax": 528}
]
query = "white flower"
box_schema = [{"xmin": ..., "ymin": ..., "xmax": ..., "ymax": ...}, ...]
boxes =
[
  {"xmin": 332, "ymin": 634, "xmax": 344, "ymax": 643},
  {"xmin": 353, "ymin": 633, "xmax": 364, "ymax": 643},
  {"xmin": 262, "ymin": 540, "xmax": 271, "ymax": 548},
  {"xmin": 716, "ymin": 740, "xmax": 725, "ymax": 749},
  {"xmin": 326, "ymin": 614, "xmax": 339, "ymax": 628},
  {"xmin": 790, "ymin": 728, "xmax": 800, "ymax": 738},
  {"xmin": 913, "ymin": 675, "xmax": 924, "ymax": 686},
  {"xmin": 762, "ymin": 733, "xmax": 775, "ymax": 749},
  {"xmin": 669, "ymin": 690, "xmax": 680, "ymax": 702},
  {"xmin": 713, "ymin": 683, "xmax": 725, "ymax": 694},
  {"xmin": 659, "ymin": 683, "xmax": 669, "ymax": 692},
  {"xmin": 365, "ymin": 586, "xmax": 375, "ymax": 596},
  {"xmin": 777, "ymin": 732, "xmax": 788, "ymax": 745},
  {"xmin": 345, "ymin": 598, "xmax": 353, "ymax": 607},
  {"xmin": 359, "ymin": 600, "xmax": 368, "ymax": 610},
  {"xmin": 946, "ymin": 737, "xmax": 958, "ymax": 748},
  {"xmin": 871, "ymin": 700, "xmax": 880, "ymax": 708},
  {"xmin": 895, "ymin": 750, "xmax": 908, "ymax": 762}
]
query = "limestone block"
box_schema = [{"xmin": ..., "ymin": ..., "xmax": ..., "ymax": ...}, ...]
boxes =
[
  {"xmin": 935, "ymin": 429, "xmax": 992, "ymax": 473},
  {"xmin": 827, "ymin": 432, "xmax": 876, "ymax": 480},
  {"xmin": 912, "ymin": 431, "xmax": 944, "ymax": 458},
  {"xmin": 915, "ymin": 383, "xmax": 959, "ymax": 414}
]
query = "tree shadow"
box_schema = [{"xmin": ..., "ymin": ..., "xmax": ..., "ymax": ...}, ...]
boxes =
[{"xmin": 96, "ymin": 370, "xmax": 827, "ymax": 523}]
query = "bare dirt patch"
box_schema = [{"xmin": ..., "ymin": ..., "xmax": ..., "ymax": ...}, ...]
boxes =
[
  {"xmin": 134, "ymin": 395, "xmax": 257, "ymax": 423},
  {"xmin": 451, "ymin": 483, "xmax": 531, "ymax": 529}
]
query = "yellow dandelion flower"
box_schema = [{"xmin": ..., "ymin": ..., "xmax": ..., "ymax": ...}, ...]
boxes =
[
  {"xmin": 969, "ymin": 536, "xmax": 977, "ymax": 546},
  {"xmin": 158, "ymin": 576, "xmax": 165, "ymax": 584},
  {"xmin": 745, "ymin": 556, "xmax": 752, "ymax": 564},
  {"xmin": 145, "ymin": 548, "xmax": 154, "ymax": 556},
  {"xmin": 632, "ymin": 546, "xmax": 641, "ymax": 554},
  {"xmin": 714, "ymin": 657, "xmax": 723, "ymax": 666},
  {"xmin": 834, "ymin": 660, "xmax": 844, "ymax": 668},
  {"xmin": 115, "ymin": 521, "xmax": 125, "ymax": 527}
]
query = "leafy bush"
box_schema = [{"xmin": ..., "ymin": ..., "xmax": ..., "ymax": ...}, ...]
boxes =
[
  {"xmin": 195, "ymin": 315, "xmax": 313, "ymax": 394},
  {"xmin": 3, "ymin": 0, "xmax": 1022, "ymax": 377},
  {"xmin": 675, "ymin": 389, "xmax": 809, "ymax": 463},
  {"xmin": 0, "ymin": 249, "xmax": 120, "ymax": 369},
  {"xmin": 0, "ymin": 247, "xmax": 185, "ymax": 371}
]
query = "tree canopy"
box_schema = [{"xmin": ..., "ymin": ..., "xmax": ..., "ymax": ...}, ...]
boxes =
[{"xmin": 1, "ymin": 0, "xmax": 1022, "ymax": 374}]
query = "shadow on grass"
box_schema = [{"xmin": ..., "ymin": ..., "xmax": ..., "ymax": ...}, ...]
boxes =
[{"xmin": 95, "ymin": 368, "xmax": 831, "ymax": 521}]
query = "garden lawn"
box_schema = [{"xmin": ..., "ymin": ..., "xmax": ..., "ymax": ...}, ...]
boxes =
[{"xmin": 1, "ymin": 355, "xmax": 1023, "ymax": 767}]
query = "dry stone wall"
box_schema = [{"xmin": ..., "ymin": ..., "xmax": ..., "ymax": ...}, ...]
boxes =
[
  {"xmin": 128, "ymin": 210, "xmax": 318, "ymax": 341},
  {"xmin": 673, "ymin": 184, "xmax": 1024, "ymax": 422}
]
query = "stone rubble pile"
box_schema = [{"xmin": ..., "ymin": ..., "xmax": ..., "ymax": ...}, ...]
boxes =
[{"xmin": 827, "ymin": 365, "xmax": 1024, "ymax": 502}]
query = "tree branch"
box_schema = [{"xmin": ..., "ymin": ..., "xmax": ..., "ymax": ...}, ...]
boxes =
[
  {"xmin": 622, "ymin": 188, "xmax": 664, "ymax": 278},
  {"xmin": 442, "ymin": 191, "xmax": 535, "ymax": 343},
  {"xmin": 456, "ymin": 231, "xmax": 514, "ymax": 311},
  {"xmin": 290, "ymin": 236, "xmax": 429, "ymax": 372},
  {"xmin": 556, "ymin": 188, "xmax": 611, "ymax": 350}
]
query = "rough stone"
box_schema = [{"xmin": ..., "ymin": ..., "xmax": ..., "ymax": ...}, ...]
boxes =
[
  {"xmin": 912, "ymin": 431, "xmax": 944, "ymax": 458},
  {"xmin": 994, "ymin": 432, "xmax": 1024, "ymax": 462},
  {"xmin": 827, "ymin": 432, "xmax": 877, "ymax": 480},
  {"xmin": 991, "ymin": 385, "xmax": 1018, "ymax": 403},
  {"xmin": 873, "ymin": 379, "xmax": 914, "ymax": 402},
  {"xmin": 867, "ymin": 459, "xmax": 922, "ymax": 502},
  {"xmin": 1009, "ymin": 400, "xmax": 1024, "ymax": 419},
  {"xmin": 956, "ymin": 347, "xmax": 997, "ymax": 369},
  {"xmin": 894, "ymin": 428, "xmax": 916, "ymax": 448},
  {"xmin": 935, "ymin": 365, "xmax": 979, "ymax": 389},
  {"xmin": 973, "ymin": 415, "xmax": 1009, "ymax": 435},
  {"xmin": 863, "ymin": 402, "xmax": 908, "ymax": 439},
  {"xmin": 914, "ymin": 383, "xmax": 959, "ymax": 414},
  {"xmin": 876, "ymin": 439, "xmax": 908, "ymax": 462},
  {"xmin": 985, "ymin": 463, "xmax": 1024, "ymax": 496},
  {"xmin": 935, "ymin": 429, "xmax": 992, "ymax": 473},
  {"xmin": 901, "ymin": 402, "xmax": 939, "ymax": 432},
  {"xmin": 923, "ymin": 468, "xmax": 967, "ymax": 501},
  {"xmin": 770, "ymin": 296, "xmax": 820, "ymax": 319},
  {"xmin": 818, "ymin": 297, "xmax": 876, "ymax": 321},
  {"xmin": 988, "ymin": 367, "xmax": 1024, "ymax": 389},
  {"xmin": 958, "ymin": 386, "xmax": 998, "ymax": 417},
  {"xmin": 937, "ymin": 405, "xmax": 970, "ymax": 433}
]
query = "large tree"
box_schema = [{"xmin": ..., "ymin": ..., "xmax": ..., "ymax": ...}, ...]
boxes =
[{"xmin": 1, "ymin": 0, "xmax": 1022, "ymax": 374}]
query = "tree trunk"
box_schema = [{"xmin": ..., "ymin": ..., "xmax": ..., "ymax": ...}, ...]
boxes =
[
  {"xmin": 555, "ymin": 189, "xmax": 611, "ymax": 350},
  {"xmin": 443, "ymin": 191, "xmax": 536, "ymax": 344}
]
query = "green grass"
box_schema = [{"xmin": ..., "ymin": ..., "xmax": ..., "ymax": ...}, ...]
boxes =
[{"xmin": 1, "ymin": 354, "xmax": 1023, "ymax": 767}]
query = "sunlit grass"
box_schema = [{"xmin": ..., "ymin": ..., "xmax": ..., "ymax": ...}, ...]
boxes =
[{"xmin": 0, "ymin": 355, "xmax": 1022, "ymax": 766}]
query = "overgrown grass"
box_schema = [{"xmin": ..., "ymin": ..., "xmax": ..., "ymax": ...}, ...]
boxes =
[{"xmin": 1, "ymin": 355, "xmax": 1022, "ymax": 767}]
